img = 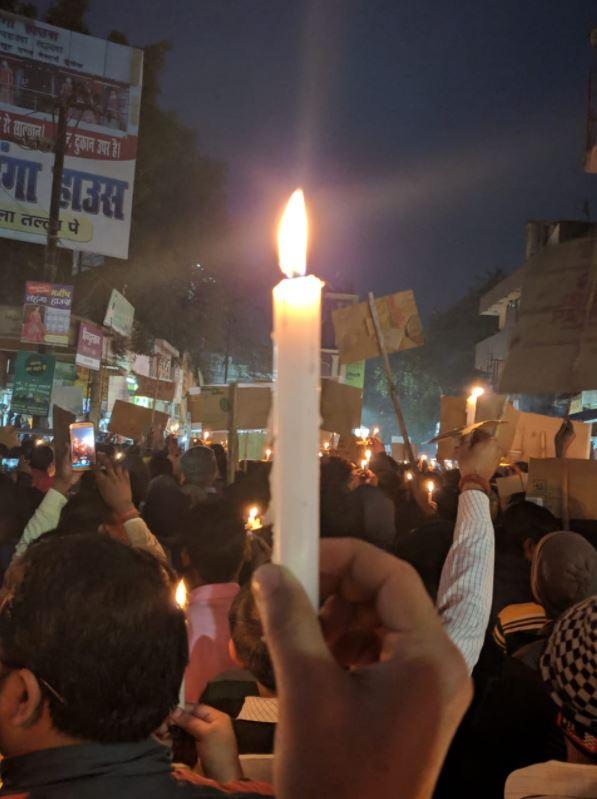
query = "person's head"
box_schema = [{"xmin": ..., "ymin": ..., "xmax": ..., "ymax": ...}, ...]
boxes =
[
  {"xmin": 20, "ymin": 439, "xmax": 33, "ymax": 462},
  {"xmin": 208, "ymin": 443, "xmax": 228, "ymax": 484},
  {"xmin": 148, "ymin": 452, "xmax": 173, "ymax": 480},
  {"xmin": 501, "ymin": 500, "xmax": 559, "ymax": 560},
  {"xmin": 320, "ymin": 455, "xmax": 354, "ymax": 493},
  {"xmin": 180, "ymin": 445, "xmax": 217, "ymax": 489},
  {"xmin": 531, "ymin": 531, "xmax": 597, "ymax": 619},
  {"xmin": 180, "ymin": 502, "xmax": 246, "ymax": 586},
  {"xmin": 123, "ymin": 452, "xmax": 149, "ymax": 507},
  {"xmin": 540, "ymin": 596, "xmax": 596, "ymax": 764},
  {"xmin": 228, "ymin": 585, "xmax": 275, "ymax": 694},
  {"xmin": 0, "ymin": 534, "xmax": 186, "ymax": 757},
  {"xmin": 56, "ymin": 476, "xmax": 112, "ymax": 535},
  {"xmin": 29, "ymin": 445, "xmax": 53, "ymax": 474}
]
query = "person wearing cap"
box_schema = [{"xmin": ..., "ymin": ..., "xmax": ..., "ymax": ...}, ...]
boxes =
[{"xmin": 505, "ymin": 596, "xmax": 597, "ymax": 799}]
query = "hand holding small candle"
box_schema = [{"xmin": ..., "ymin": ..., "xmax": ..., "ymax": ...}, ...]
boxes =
[
  {"xmin": 427, "ymin": 479, "xmax": 435, "ymax": 503},
  {"xmin": 246, "ymin": 505, "xmax": 263, "ymax": 532}
]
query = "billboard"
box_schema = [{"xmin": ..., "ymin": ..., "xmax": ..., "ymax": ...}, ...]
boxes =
[
  {"xmin": 75, "ymin": 320, "xmax": 102, "ymax": 370},
  {"xmin": 0, "ymin": 11, "xmax": 143, "ymax": 258},
  {"xmin": 11, "ymin": 351, "xmax": 55, "ymax": 416},
  {"xmin": 21, "ymin": 281, "xmax": 73, "ymax": 347},
  {"xmin": 104, "ymin": 288, "xmax": 134, "ymax": 337}
]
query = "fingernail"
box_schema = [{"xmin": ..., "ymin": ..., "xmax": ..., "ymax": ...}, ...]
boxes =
[
  {"xmin": 252, "ymin": 563, "xmax": 282, "ymax": 601},
  {"xmin": 172, "ymin": 707, "xmax": 184, "ymax": 718}
]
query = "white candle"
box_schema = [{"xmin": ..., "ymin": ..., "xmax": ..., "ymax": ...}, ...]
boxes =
[
  {"xmin": 175, "ymin": 578, "xmax": 187, "ymax": 707},
  {"xmin": 272, "ymin": 189, "xmax": 322, "ymax": 609},
  {"xmin": 466, "ymin": 386, "xmax": 485, "ymax": 426}
]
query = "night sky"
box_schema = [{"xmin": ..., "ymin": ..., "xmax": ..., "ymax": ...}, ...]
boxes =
[{"xmin": 80, "ymin": 0, "xmax": 597, "ymax": 316}]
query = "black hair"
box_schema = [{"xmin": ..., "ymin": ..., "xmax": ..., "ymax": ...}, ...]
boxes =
[
  {"xmin": 148, "ymin": 452, "xmax": 173, "ymax": 480},
  {"xmin": 209, "ymin": 443, "xmax": 228, "ymax": 484},
  {"xmin": 56, "ymin": 477, "xmax": 112, "ymax": 534},
  {"xmin": 229, "ymin": 585, "xmax": 275, "ymax": 692},
  {"xmin": 181, "ymin": 502, "xmax": 246, "ymax": 584},
  {"xmin": 0, "ymin": 533, "xmax": 187, "ymax": 743},
  {"xmin": 502, "ymin": 500, "xmax": 559, "ymax": 552},
  {"xmin": 29, "ymin": 445, "xmax": 53, "ymax": 472},
  {"xmin": 123, "ymin": 453, "xmax": 149, "ymax": 507}
]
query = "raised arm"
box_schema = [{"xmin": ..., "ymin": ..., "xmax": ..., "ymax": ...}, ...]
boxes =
[{"xmin": 436, "ymin": 434, "xmax": 501, "ymax": 672}]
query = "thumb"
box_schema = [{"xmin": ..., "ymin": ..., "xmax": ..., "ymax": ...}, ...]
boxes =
[
  {"xmin": 252, "ymin": 563, "xmax": 336, "ymax": 692},
  {"xmin": 170, "ymin": 706, "xmax": 208, "ymax": 740}
]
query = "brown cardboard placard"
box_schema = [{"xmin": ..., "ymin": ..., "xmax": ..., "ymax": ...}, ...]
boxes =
[
  {"xmin": 509, "ymin": 412, "xmax": 590, "ymax": 462},
  {"xmin": 332, "ymin": 290, "xmax": 424, "ymax": 365},
  {"xmin": 496, "ymin": 473, "xmax": 528, "ymax": 510},
  {"xmin": 527, "ymin": 458, "xmax": 597, "ymax": 520},
  {"xmin": 500, "ymin": 236, "xmax": 597, "ymax": 394},
  {"xmin": 437, "ymin": 396, "xmax": 467, "ymax": 462},
  {"xmin": 52, "ymin": 405, "xmax": 76, "ymax": 460},
  {"xmin": 320, "ymin": 378, "xmax": 362, "ymax": 436},
  {"xmin": 108, "ymin": 400, "xmax": 169, "ymax": 441},
  {"xmin": 188, "ymin": 385, "xmax": 272, "ymax": 430},
  {"xmin": 188, "ymin": 381, "xmax": 362, "ymax": 437}
]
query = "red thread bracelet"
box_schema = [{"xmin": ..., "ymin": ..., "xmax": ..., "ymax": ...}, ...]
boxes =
[{"xmin": 114, "ymin": 508, "xmax": 140, "ymax": 524}]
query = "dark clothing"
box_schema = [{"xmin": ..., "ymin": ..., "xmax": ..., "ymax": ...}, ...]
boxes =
[
  {"xmin": 0, "ymin": 739, "xmax": 265, "ymax": 798},
  {"xmin": 394, "ymin": 520, "xmax": 454, "ymax": 602},
  {"xmin": 142, "ymin": 474, "xmax": 188, "ymax": 544},
  {"xmin": 202, "ymin": 680, "xmax": 276, "ymax": 755},
  {"xmin": 465, "ymin": 640, "xmax": 565, "ymax": 799},
  {"xmin": 490, "ymin": 549, "xmax": 534, "ymax": 626}
]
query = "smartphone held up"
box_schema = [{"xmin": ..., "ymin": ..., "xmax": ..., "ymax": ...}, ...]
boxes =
[{"xmin": 69, "ymin": 422, "xmax": 96, "ymax": 471}]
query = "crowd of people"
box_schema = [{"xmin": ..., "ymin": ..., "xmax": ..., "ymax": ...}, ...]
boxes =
[{"xmin": 0, "ymin": 424, "xmax": 594, "ymax": 798}]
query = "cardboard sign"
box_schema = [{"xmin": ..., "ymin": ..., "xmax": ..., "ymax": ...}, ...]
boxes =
[
  {"xmin": 188, "ymin": 385, "xmax": 272, "ymax": 430},
  {"xmin": 509, "ymin": 412, "xmax": 591, "ymax": 462},
  {"xmin": 527, "ymin": 458, "xmax": 597, "ymax": 520},
  {"xmin": 320, "ymin": 378, "xmax": 362, "ymax": 436},
  {"xmin": 108, "ymin": 400, "xmax": 169, "ymax": 441},
  {"xmin": 500, "ymin": 236, "xmax": 597, "ymax": 394},
  {"xmin": 135, "ymin": 374, "xmax": 176, "ymax": 403},
  {"xmin": 496, "ymin": 473, "xmax": 528, "ymax": 510},
  {"xmin": 189, "ymin": 381, "xmax": 362, "ymax": 437},
  {"xmin": 437, "ymin": 396, "xmax": 467, "ymax": 461},
  {"xmin": 332, "ymin": 290, "xmax": 424, "ymax": 365},
  {"xmin": 52, "ymin": 405, "xmax": 75, "ymax": 460}
]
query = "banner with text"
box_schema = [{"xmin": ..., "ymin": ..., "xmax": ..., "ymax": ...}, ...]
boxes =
[
  {"xmin": 11, "ymin": 350, "xmax": 55, "ymax": 416},
  {"xmin": 0, "ymin": 11, "xmax": 143, "ymax": 258},
  {"xmin": 75, "ymin": 320, "xmax": 102, "ymax": 370},
  {"xmin": 21, "ymin": 281, "xmax": 73, "ymax": 347}
]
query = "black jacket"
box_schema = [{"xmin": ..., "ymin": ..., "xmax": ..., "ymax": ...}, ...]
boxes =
[{"xmin": 0, "ymin": 739, "xmax": 267, "ymax": 799}]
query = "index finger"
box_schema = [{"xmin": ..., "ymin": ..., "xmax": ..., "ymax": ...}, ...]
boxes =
[{"xmin": 319, "ymin": 538, "xmax": 437, "ymax": 636}]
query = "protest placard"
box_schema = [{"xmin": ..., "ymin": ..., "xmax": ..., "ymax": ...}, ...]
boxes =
[
  {"xmin": 108, "ymin": 400, "xmax": 169, "ymax": 441},
  {"xmin": 189, "ymin": 381, "xmax": 362, "ymax": 437},
  {"xmin": 496, "ymin": 473, "xmax": 528, "ymax": 510},
  {"xmin": 21, "ymin": 282, "xmax": 73, "ymax": 348},
  {"xmin": 10, "ymin": 352, "xmax": 55, "ymax": 416},
  {"xmin": 509, "ymin": 412, "xmax": 590, "ymax": 462},
  {"xmin": 500, "ymin": 236, "xmax": 597, "ymax": 394},
  {"xmin": 527, "ymin": 458, "xmax": 597, "ymax": 520},
  {"xmin": 332, "ymin": 290, "xmax": 424, "ymax": 365},
  {"xmin": 436, "ymin": 396, "xmax": 467, "ymax": 461}
]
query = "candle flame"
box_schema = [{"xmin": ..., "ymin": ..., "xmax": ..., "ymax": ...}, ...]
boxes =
[
  {"xmin": 278, "ymin": 189, "xmax": 308, "ymax": 278},
  {"xmin": 427, "ymin": 480, "xmax": 435, "ymax": 494},
  {"xmin": 175, "ymin": 578, "xmax": 187, "ymax": 610},
  {"xmin": 203, "ymin": 430, "xmax": 210, "ymax": 442},
  {"xmin": 372, "ymin": 427, "xmax": 380, "ymax": 437},
  {"xmin": 246, "ymin": 505, "xmax": 263, "ymax": 531},
  {"xmin": 323, "ymin": 441, "xmax": 330, "ymax": 451},
  {"xmin": 265, "ymin": 448, "xmax": 272, "ymax": 461},
  {"xmin": 469, "ymin": 386, "xmax": 485, "ymax": 401},
  {"xmin": 406, "ymin": 471, "xmax": 413, "ymax": 481}
]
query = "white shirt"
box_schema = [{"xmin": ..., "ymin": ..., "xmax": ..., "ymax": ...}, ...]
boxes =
[
  {"xmin": 505, "ymin": 760, "xmax": 597, "ymax": 799},
  {"xmin": 436, "ymin": 489, "xmax": 495, "ymax": 672}
]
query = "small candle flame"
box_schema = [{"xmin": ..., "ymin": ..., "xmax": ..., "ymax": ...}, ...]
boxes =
[
  {"xmin": 427, "ymin": 480, "xmax": 435, "ymax": 494},
  {"xmin": 246, "ymin": 505, "xmax": 262, "ymax": 531},
  {"xmin": 360, "ymin": 458, "xmax": 368, "ymax": 470},
  {"xmin": 278, "ymin": 189, "xmax": 308, "ymax": 278},
  {"xmin": 372, "ymin": 427, "xmax": 380, "ymax": 437},
  {"xmin": 175, "ymin": 578, "xmax": 187, "ymax": 610},
  {"xmin": 406, "ymin": 471, "xmax": 413, "ymax": 481},
  {"xmin": 265, "ymin": 448, "xmax": 272, "ymax": 461},
  {"xmin": 365, "ymin": 449, "xmax": 372, "ymax": 463},
  {"xmin": 469, "ymin": 386, "xmax": 485, "ymax": 401},
  {"xmin": 323, "ymin": 441, "xmax": 330, "ymax": 451},
  {"xmin": 202, "ymin": 430, "xmax": 210, "ymax": 442}
]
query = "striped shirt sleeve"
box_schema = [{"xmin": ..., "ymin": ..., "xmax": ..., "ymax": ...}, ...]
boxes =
[{"xmin": 436, "ymin": 489, "xmax": 495, "ymax": 672}]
